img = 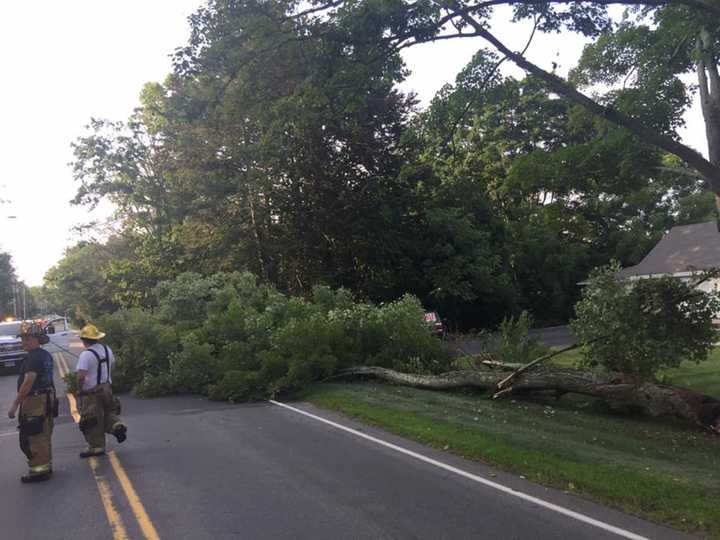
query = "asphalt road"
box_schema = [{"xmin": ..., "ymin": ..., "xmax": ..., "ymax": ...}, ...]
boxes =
[
  {"xmin": 454, "ymin": 326, "xmax": 576, "ymax": 356},
  {"xmin": 0, "ymin": 337, "xmax": 693, "ymax": 540},
  {"xmin": 527, "ymin": 326, "xmax": 577, "ymax": 348}
]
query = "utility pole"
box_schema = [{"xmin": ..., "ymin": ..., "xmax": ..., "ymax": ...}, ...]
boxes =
[{"xmin": 12, "ymin": 282, "xmax": 18, "ymax": 318}]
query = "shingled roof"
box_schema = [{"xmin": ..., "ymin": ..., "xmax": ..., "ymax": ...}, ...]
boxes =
[{"xmin": 619, "ymin": 221, "xmax": 720, "ymax": 278}]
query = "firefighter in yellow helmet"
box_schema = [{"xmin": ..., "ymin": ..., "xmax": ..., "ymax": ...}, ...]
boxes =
[
  {"xmin": 7, "ymin": 322, "xmax": 56, "ymax": 483},
  {"xmin": 76, "ymin": 324, "xmax": 127, "ymax": 457}
]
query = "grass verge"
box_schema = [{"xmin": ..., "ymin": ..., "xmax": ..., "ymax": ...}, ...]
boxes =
[
  {"xmin": 302, "ymin": 381, "xmax": 720, "ymax": 537},
  {"xmin": 550, "ymin": 346, "xmax": 720, "ymax": 398},
  {"xmin": 662, "ymin": 349, "xmax": 720, "ymax": 397}
]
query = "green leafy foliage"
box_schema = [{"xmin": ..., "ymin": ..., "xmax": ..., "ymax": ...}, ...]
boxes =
[
  {"xmin": 0, "ymin": 251, "xmax": 16, "ymax": 318},
  {"xmin": 42, "ymin": 238, "xmax": 142, "ymax": 324},
  {"xmin": 62, "ymin": 371, "xmax": 78, "ymax": 396},
  {"xmin": 54, "ymin": 0, "xmax": 718, "ymax": 333},
  {"xmin": 97, "ymin": 307, "xmax": 181, "ymax": 393},
  {"xmin": 407, "ymin": 66, "xmax": 710, "ymax": 326},
  {"xmin": 208, "ymin": 371, "xmax": 264, "ymax": 402},
  {"xmin": 571, "ymin": 8, "xmax": 710, "ymax": 133},
  {"xmin": 0, "ymin": 252, "xmax": 40, "ymax": 320},
  {"xmin": 571, "ymin": 263, "xmax": 720, "ymax": 377},
  {"xmin": 107, "ymin": 272, "xmax": 451, "ymax": 400},
  {"xmin": 495, "ymin": 311, "xmax": 549, "ymax": 365}
]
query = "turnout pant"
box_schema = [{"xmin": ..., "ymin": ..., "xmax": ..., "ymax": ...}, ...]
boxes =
[
  {"xmin": 79, "ymin": 383, "xmax": 123, "ymax": 452},
  {"xmin": 19, "ymin": 392, "xmax": 54, "ymax": 476}
]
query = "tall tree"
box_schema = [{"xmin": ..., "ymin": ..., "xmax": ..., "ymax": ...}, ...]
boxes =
[
  {"xmin": 0, "ymin": 251, "xmax": 17, "ymax": 318},
  {"xmin": 72, "ymin": 0, "xmax": 422, "ymax": 301},
  {"xmin": 295, "ymin": 0, "xmax": 720, "ymax": 211},
  {"xmin": 43, "ymin": 241, "xmax": 124, "ymax": 324},
  {"xmin": 410, "ymin": 51, "xmax": 713, "ymax": 324},
  {"xmin": 571, "ymin": 4, "xmax": 720, "ymax": 203},
  {"xmin": 67, "ymin": 0, "xmax": 718, "ymax": 328}
]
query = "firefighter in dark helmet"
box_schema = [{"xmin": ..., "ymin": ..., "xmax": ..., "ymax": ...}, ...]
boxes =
[
  {"xmin": 7, "ymin": 322, "xmax": 56, "ymax": 483},
  {"xmin": 76, "ymin": 324, "xmax": 127, "ymax": 457}
]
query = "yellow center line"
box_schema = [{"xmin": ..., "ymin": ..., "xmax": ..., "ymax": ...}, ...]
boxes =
[
  {"xmin": 55, "ymin": 353, "xmax": 80, "ymax": 422},
  {"xmin": 108, "ymin": 451, "xmax": 161, "ymax": 540},
  {"xmin": 54, "ymin": 353, "xmax": 66, "ymax": 377},
  {"xmin": 66, "ymin": 392, "xmax": 81, "ymax": 423},
  {"xmin": 90, "ymin": 457, "xmax": 130, "ymax": 540},
  {"xmin": 55, "ymin": 352, "xmax": 130, "ymax": 540},
  {"xmin": 56, "ymin": 350, "xmax": 162, "ymax": 540}
]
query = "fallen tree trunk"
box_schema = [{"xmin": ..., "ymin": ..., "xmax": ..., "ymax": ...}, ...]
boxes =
[{"xmin": 339, "ymin": 365, "xmax": 720, "ymax": 433}]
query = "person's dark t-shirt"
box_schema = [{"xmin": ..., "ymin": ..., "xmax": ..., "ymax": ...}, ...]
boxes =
[{"xmin": 17, "ymin": 348, "xmax": 54, "ymax": 392}]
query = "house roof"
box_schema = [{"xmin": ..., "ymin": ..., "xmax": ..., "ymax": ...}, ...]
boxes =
[{"xmin": 619, "ymin": 221, "xmax": 720, "ymax": 278}]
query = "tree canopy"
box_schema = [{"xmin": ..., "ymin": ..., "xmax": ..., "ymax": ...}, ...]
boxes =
[
  {"xmin": 279, "ymin": 0, "xmax": 719, "ymax": 198},
  {"xmin": 0, "ymin": 251, "xmax": 17, "ymax": 318},
  {"xmin": 55, "ymin": 0, "xmax": 718, "ymax": 329}
]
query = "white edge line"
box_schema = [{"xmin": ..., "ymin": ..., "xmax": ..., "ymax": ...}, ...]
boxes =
[{"xmin": 269, "ymin": 400, "xmax": 650, "ymax": 540}]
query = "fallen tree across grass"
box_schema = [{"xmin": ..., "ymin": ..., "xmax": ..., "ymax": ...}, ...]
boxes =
[{"xmin": 337, "ymin": 364, "xmax": 720, "ymax": 434}]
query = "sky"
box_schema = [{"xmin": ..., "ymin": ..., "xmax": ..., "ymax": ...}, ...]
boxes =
[{"xmin": 0, "ymin": 2, "xmax": 708, "ymax": 286}]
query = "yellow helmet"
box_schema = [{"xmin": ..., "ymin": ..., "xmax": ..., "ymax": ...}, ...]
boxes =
[{"xmin": 79, "ymin": 324, "xmax": 106, "ymax": 340}]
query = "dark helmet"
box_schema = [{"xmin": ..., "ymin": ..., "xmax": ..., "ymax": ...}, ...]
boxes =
[{"xmin": 18, "ymin": 322, "xmax": 50, "ymax": 345}]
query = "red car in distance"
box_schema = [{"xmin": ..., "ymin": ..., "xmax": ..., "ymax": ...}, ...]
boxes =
[{"xmin": 424, "ymin": 311, "xmax": 448, "ymax": 339}]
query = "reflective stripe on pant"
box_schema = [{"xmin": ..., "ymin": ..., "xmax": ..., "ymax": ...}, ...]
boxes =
[
  {"xmin": 19, "ymin": 393, "xmax": 54, "ymax": 474},
  {"xmin": 79, "ymin": 383, "xmax": 123, "ymax": 450}
]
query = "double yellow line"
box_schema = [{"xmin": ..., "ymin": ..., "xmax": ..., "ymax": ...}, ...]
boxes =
[{"xmin": 55, "ymin": 352, "xmax": 160, "ymax": 540}]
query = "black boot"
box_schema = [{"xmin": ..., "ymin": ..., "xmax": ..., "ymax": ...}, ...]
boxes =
[
  {"xmin": 113, "ymin": 424, "xmax": 127, "ymax": 444},
  {"xmin": 79, "ymin": 448, "xmax": 106, "ymax": 458},
  {"xmin": 21, "ymin": 472, "xmax": 51, "ymax": 483}
]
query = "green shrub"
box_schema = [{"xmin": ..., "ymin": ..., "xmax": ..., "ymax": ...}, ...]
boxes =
[
  {"xmin": 372, "ymin": 295, "xmax": 451, "ymax": 373},
  {"xmin": 100, "ymin": 272, "xmax": 452, "ymax": 401},
  {"xmin": 208, "ymin": 370, "xmax": 263, "ymax": 401},
  {"xmin": 257, "ymin": 353, "xmax": 293, "ymax": 389},
  {"xmin": 133, "ymin": 371, "xmax": 177, "ymax": 397},
  {"xmin": 63, "ymin": 371, "xmax": 78, "ymax": 396},
  {"xmin": 165, "ymin": 336, "xmax": 219, "ymax": 394},
  {"xmin": 326, "ymin": 295, "xmax": 452, "ymax": 373},
  {"xmin": 216, "ymin": 341, "xmax": 263, "ymax": 373},
  {"xmin": 571, "ymin": 263, "xmax": 720, "ymax": 377},
  {"xmin": 96, "ymin": 308, "xmax": 180, "ymax": 392},
  {"xmin": 153, "ymin": 272, "xmax": 226, "ymax": 327},
  {"xmin": 265, "ymin": 315, "xmax": 342, "ymax": 396},
  {"xmin": 134, "ymin": 336, "xmax": 218, "ymax": 397},
  {"xmin": 311, "ymin": 285, "xmax": 355, "ymax": 314},
  {"xmin": 495, "ymin": 311, "xmax": 549, "ymax": 365}
]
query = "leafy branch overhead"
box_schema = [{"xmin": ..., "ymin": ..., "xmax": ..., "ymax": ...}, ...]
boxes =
[
  {"xmin": 63, "ymin": 0, "xmax": 718, "ymax": 333},
  {"xmin": 274, "ymin": 0, "xmax": 720, "ymax": 197}
]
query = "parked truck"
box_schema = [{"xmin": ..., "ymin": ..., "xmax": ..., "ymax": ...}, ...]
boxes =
[{"xmin": 0, "ymin": 321, "xmax": 28, "ymax": 373}]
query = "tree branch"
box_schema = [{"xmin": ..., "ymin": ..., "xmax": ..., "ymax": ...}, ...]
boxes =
[
  {"xmin": 495, "ymin": 267, "xmax": 720, "ymax": 394},
  {"xmin": 468, "ymin": 0, "xmax": 720, "ymax": 18},
  {"xmin": 393, "ymin": 30, "xmax": 482, "ymax": 52},
  {"xmin": 655, "ymin": 166, "xmax": 703, "ymax": 180},
  {"xmin": 444, "ymin": 14, "xmax": 539, "ymax": 149},
  {"xmin": 456, "ymin": 13, "xmax": 720, "ymax": 193},
  {"xmin": 494, "ymin": 337, "xmax": 606, "ymax": 394},
  {"xmin": 285, "ymin": 0, "xmax": 345, "ymax": 20},
  {"xmin": 336, "ymin": 365, "xmax": 720, "ymax": 431}
]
